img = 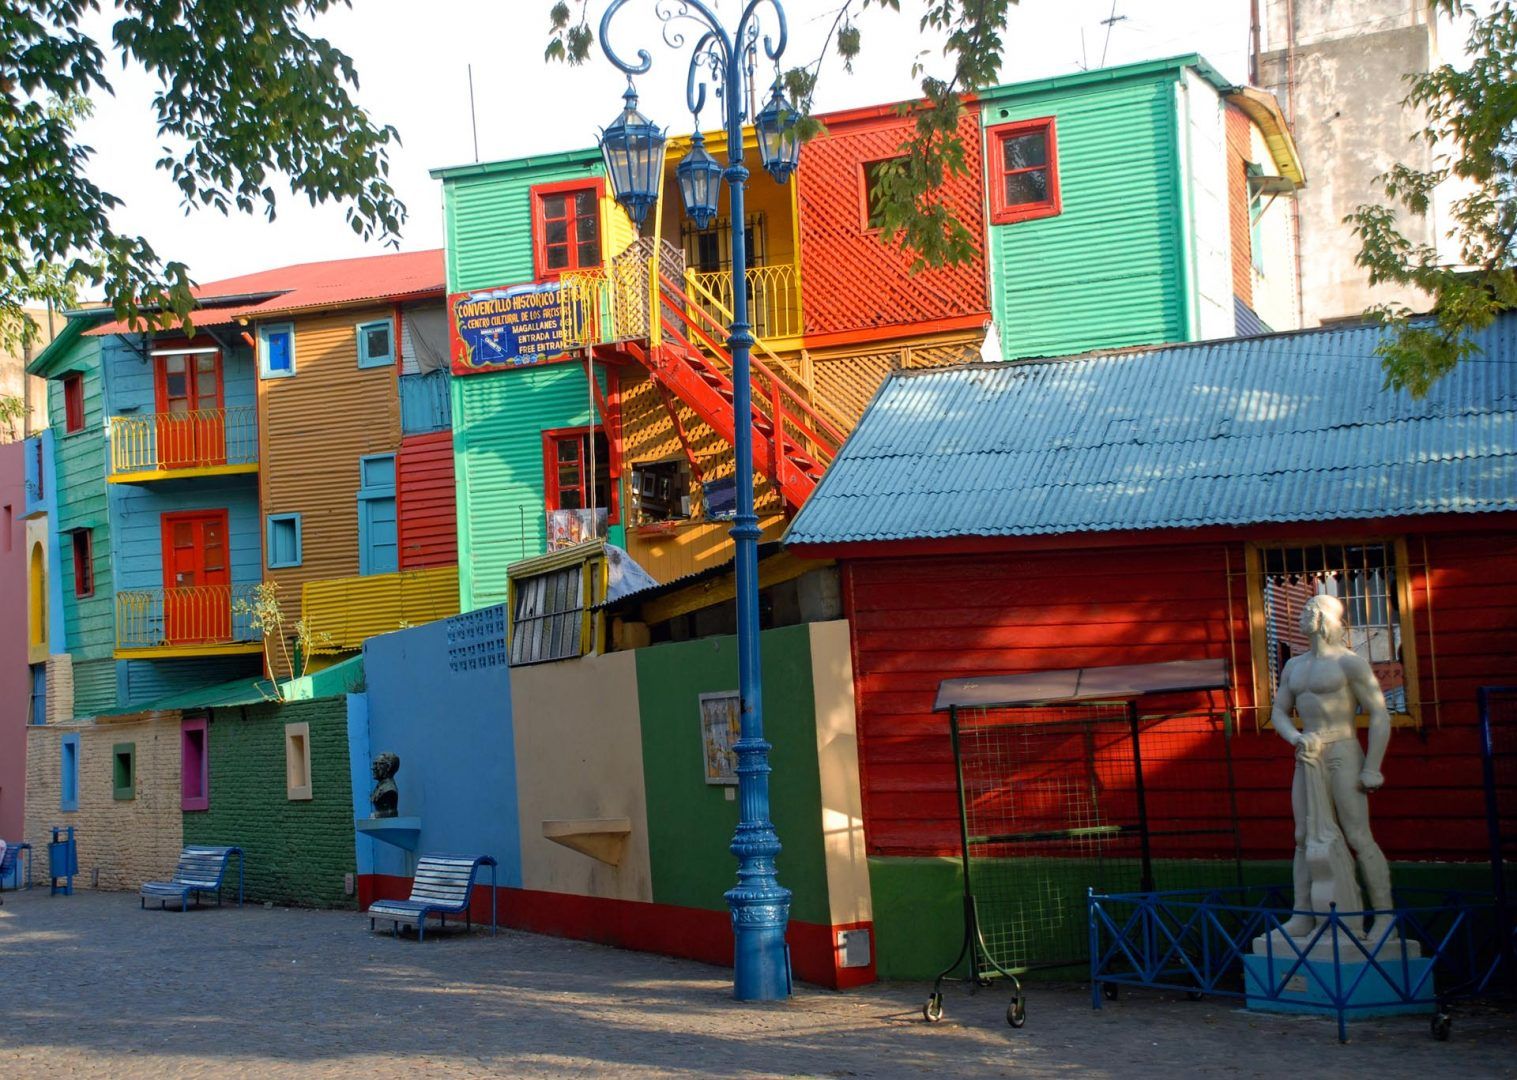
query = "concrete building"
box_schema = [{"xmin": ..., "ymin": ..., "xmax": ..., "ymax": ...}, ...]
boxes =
[
  {"xmin": 0, "ymin": 309, "xmax": 57, "ymax": 441},
  {"xmin": 1258, "ymin": 0, "xmax": 1446, "ymax": 325}
]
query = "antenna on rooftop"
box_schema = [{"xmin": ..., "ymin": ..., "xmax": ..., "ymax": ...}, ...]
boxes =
[
  {"xmin": 1099, "ymin": 1, "xmax": 1128, "ymax": 67},
  {"xmin": 467, "ymin": 64, "xmax": 481, "ymax": 163}
]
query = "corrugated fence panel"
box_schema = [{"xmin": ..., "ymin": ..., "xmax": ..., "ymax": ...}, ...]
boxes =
[
  {"xmin": 397, "ymin": 431, "xmax": 457, "ymax": 570},
  {"xmin": 798, "ymin": 107, "xmax": 988, "ymax": 337},
  {"xmin": 259, "ymin": 306, "xmax": 402, "ymax": 612},
  {"xmin": 986, "ymin": 74, "xmax": 1185, "ymax": 359},
  {"xmin": 301, "ymin": 564, "xmax": 460, "ymax": 651}
]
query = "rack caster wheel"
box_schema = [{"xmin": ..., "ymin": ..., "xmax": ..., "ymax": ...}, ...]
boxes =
[
  {"xmin": 1101, "ymin": 983, "xmax": 1119, "ymax": 1001},
  {"xmin": 1186, "ymin": 991, "xmax": 1205, "ymax": 1001},
  {"xmin": 923, "ymin": 993, "xmax": 944, "ymax": 1023},
  {"xmin": 1007, "ymin": 996, "xmax": 1026, "ymax": 1028},
  {"xmin": 1430, "ymin": 1011, "xmax": 1451, "ymax": 1041}
]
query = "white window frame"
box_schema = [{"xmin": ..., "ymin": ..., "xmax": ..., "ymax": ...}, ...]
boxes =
[{"xmin": 259, "ymin": 322, "xmax": 297, "ymax": 380}]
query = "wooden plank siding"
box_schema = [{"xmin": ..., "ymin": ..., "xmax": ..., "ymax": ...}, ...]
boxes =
[
  {"xmin": 797, "ymin": 105, "xmax": 988, "ymax": 344},
  {"xmin": 256, "ymin": 306, "xmax": 402, "ymax": 665},
  {"xmin": 841, "ymin": 525, "xmax": 1515, "ymax": 866},
  {"xmin": 396, "ymin": 431, "xmax": 457, "ymax": 570}
]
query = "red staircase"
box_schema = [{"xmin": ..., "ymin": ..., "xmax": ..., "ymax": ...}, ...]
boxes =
[{"xmin": 600, "ymin": 273, "xmax": 847, "ymax": 512}]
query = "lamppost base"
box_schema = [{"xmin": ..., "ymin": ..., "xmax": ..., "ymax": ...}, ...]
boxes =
[{"xmin": 728, "ymin": 896, "xmax": 793, "ymax": 1000}]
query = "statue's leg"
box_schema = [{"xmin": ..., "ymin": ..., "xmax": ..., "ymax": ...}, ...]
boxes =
[
  {"xmin": 1283, "ymin": 762, "xmax": 1314, "ymax": 935},
  {"xmin": 1331, "ymin": 741, "xmax": 1393, "ymax": 916}
]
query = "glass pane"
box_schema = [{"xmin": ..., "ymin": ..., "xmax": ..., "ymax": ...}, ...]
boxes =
[
  {"xmin": 543, "ymin": 194, "xmax": 566, "ymax": 219},
  {"xmin": 577, "ymin": 213, "xmax": 599, "ymax": 242},
  {"xmin": 574, "ymin": 191, "xmax": 597, "ymax": 216},
  {"xmin": 1003, "ymin": 131, "xmax": 1047, "ymax": 170},
  {"xmin": 556, "ymin": 439, "xmax": 580, "ymax": 463},
  {"xmin": 167, "ymin": 355, "xmax": 187, "ymax": 374},
  {"xmin": 366, "ymin": 327, "xmax": 391, "ymax": 360},
  {"xmin": 546, "ymin": 246, "xmax": 568, "ymax": 270},
  {"xmin": 166, "ymin": 373, "xmax": 188, "ymax": 398},
  {"xmin": 267, "ymin": 332, "xmax": 291, "ymax": 371},
  {"xmin": 1004, "ymin": 169, "xmax": 1049, "ymax": 208},
  {"xmin": 168, "ymin": 400, "xmax": 190, "ymax": 416},
  {"xmin": 546, "ymin": 219, "xmax": 568, "ymax": 246},
  {"xmin": 558, "ymin": 489, "xmax": 583, "ymax": 511},
  {"xmin": 577, "ymin": 240, "xmax": 600, "ymax": 267},
  {"xmin": 195, "ymin": 353, "xmax": 217, "ymax": 374}
]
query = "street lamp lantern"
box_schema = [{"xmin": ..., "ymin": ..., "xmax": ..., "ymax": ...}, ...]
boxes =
[
  {"xmin": 753, "ymin": 82, "xmax": 802, "ymax": 185},
  {"xmin": 600, "ymin": 83, "xmax": 666, "ymax": 227},
  {"xmin": 676, "ymin": 130, "xmax": 723, "ymax": 230}
]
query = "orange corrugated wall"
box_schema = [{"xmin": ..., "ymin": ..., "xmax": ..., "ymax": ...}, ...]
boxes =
[
  {"xmin": 797, "ymin": 105, "xmax": 989, "ymax": 338},
  {"xmin": 396, "ymin": 431, "xmax": 457, "ymax": 570},
  {"xmin": 1225, "ymin": 105, "xmax": 1254, "ymax": 308}
]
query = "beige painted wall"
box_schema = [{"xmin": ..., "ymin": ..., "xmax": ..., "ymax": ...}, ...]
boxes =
[
  {"xmin": 509, "ymin": 650, "xmax": 653, "ymax": 902},
  {"xmin": 24, "ymin": 716, "xmax": 184, "ymax": 890},
  {"xmin": 809, "ymin": 620, "xmax": 872, "ymax": 927}
]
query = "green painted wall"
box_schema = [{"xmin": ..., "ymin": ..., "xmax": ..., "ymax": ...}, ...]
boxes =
[
  {"xmin": 453, "ymin": 363, "xmax": 622, "ymax": 611},
  {"xmin": 634, "ymin": 624, "xmax": 831, "ymax": 926},
  {"xmin": 868, "ymin": 856, "xmax": 1498, "ymax": 981},
  {"xmin": 442, "ymin": 158, "xmax": 602, "ymax": 293},
  {"xmin": 47, "ymin": 338, "xmax": 116, "ymax": 678},
  {"xmin": 182, "ymin": 696, "xmax": 357, "ymax": 907},
  {"xmin": 985, "ymin": 73, "xmax": 1185, "ymax": 360}
]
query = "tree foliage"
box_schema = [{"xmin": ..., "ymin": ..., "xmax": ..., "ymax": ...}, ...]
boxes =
[
  {"xmin": 546, "ymin": 1, "xmax": 1019, "ymax": 272},
  {"xmin": 1349, "ymin": 0, "xmax": 1517, "ymax": 396},
  {"xmin": 2, "ymin": 1, "xmax": 406, "ymax": 346}
]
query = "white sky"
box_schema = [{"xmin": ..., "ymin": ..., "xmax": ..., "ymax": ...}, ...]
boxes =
[{"xmin": 76, "ymin": 0, "xmax": 1252, "ymax": 288}]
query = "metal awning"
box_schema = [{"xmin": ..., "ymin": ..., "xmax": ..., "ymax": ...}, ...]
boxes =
[{"xmin": 933, "ymin": 658, "xmax": 1229, "ymax": 712}]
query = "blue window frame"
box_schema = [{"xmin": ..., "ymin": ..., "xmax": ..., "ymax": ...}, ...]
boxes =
[
  {"xmin": 61, "ymin": 733, "xmax": 80, "ymax": 811},
  {"xmin": 356, "ymin": 319, "xmax": 395, "ymax": 369},
  {"xmin": 266, "ymin": 513, "xmax": 302, "ymax": 569},
  {"xmin": 259, "ymin": 322, "xmax": 296, "ymax": 379},
  {"xmin": 357, "ymin": 454, "xmax": 398, "ymax": 576}
]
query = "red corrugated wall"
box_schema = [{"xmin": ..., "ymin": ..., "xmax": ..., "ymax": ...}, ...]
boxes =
[
  {"xmin": 797, "ymin": 104, "xmax": 989, "ymax": 341},
  {"xmin": 840, "ymin": 524, "xmax": 1515, "ymax": 865},
  {"xmin": 396, "ymin": 431, "xmax": 457, "ymax": 570}
]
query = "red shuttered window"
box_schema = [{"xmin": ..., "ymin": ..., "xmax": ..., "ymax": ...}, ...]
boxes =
[{"xmin": 63, "ymin": 374, "xmax": 85, "ymax": 433}]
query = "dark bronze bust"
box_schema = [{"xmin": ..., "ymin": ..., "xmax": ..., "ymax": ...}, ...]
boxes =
[{"xmin": 370, "ymin": 752, "xmax": 400, "ymax": 819}]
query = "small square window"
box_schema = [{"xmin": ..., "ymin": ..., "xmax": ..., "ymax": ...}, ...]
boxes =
[
  {"xmin": 356, "ymin": 319, "xmax": 395, "ymax": 368},
  {"xmin": 988, "ymin": 117, "xmax": 1060, "ymax": 225},
  {"xmin": 266, "ymin": 513, "xmax": 302, "ymax": 569},
  {"xmin": 259, "ymin": 323, "xmax": 296, "ymax": 379},
  {"xmin": 113, "ymin": 742, "xmax": 136, "ymax": 801},
  {"xmin": 71, "ymin": 529, "xmax": 93, "ymax": 598},
  {"xmin": 63, "ymin": 375, "xmax": 85, "ymax": 433},
  {"xmin": 285, "ymin": 722, "xmax": 312, "ymax": 800}
]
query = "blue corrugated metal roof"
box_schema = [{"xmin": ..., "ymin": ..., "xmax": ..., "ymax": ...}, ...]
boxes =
[{"xmin": 785, "ymin": 318, "xmax": 1517, "ymax": 546}]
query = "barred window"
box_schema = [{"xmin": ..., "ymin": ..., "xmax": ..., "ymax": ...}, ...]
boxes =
[
  {"xmin": 509, "ymin": 566, "xmax": 585, "ymax": 666},
  {"xmin": 1251, "ymin": 540, "xmax": 1415, "ymax": 720}
]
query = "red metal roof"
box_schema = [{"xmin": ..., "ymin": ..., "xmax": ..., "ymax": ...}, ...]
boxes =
[{"xmin": 85, "ymin": 249, "xmax": 445, "ymax": 336}]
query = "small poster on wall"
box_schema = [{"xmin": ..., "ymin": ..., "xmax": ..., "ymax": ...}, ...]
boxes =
[{"xmin": 700, "ymin": 691, "xmax": 741, "ymax": 785}]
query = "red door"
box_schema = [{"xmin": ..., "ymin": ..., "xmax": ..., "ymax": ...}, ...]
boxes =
[
  {"xmin": 155, "ymin": 349, "xmax": 225, "ymax": 469},
  {"xmin": 161, "ymin": 510, "xmax": 231, "ymax": 644}
]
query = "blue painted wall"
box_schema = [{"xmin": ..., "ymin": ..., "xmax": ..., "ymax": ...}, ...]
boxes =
[
  {"xmin": 102, "ymin": 335, "xmax": 257, "ymax": 417},
  {"xmin": 355, "ymin": 611, "xmax": 521, "ymax": 885}
]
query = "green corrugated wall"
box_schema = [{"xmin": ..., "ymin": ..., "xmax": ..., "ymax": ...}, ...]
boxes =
[
  {"xmin": 985, "ymin": 73, "xmax": 1185, "ymax": 359},
  {"xmin": 453, "ymin": 364, "xmax": 620, "ymax": 611},
  {"xmin": 48, "ymin": 339, "xmax": 117, "ymax": 687},
  {"xmin": 442, "ymin": 159, "xmax": 604, "ymax": 293}
]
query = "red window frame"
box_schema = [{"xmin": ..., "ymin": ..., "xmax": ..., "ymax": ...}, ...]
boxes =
[
  {"xmin": 153, "ymin": 342, "xmax": 225, "ymax": 417},
  {"xmin": 542, "ymin": 425, "xmax": 620, "ymax": 524},
  {"xmin": 859, "ymin": 157, "xmax": 907, "ymax": 233},
  {"xmin": 988, "ymin": 117, "xmax": 1061, "ymax": 225},
  {"xmin": 71, "ymin": 529, "xmax": 93, "ymax": 598},
  {"xmin": 531, "ymin": 178, "xmax": 606, "ymax": 280},
  {"xmin": 63, "ymin": 374, "xmax": 85, "ymax": 433}
]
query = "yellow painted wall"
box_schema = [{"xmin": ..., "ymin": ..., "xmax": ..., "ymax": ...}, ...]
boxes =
[
  {"xmin": 301, "ymin": 564, "xmax": 460, "ymax": 652},
  {"xmin": 257, "ymin": 306, "xmax": 402, "ymax": 672},
  {"xmin": 26, "ymin": 518, "xmax": 47, "ymax": 664},
  {"xmin": 809, "ymin": 620, "xmax": 871, "ymax": 928},
  {"xmin": 24, "ymin": 715, "xmax": 185, "ymax": 891},
  {"xmin": 508, "ymin": 649, "xmax": 654, "ymax": 902}
]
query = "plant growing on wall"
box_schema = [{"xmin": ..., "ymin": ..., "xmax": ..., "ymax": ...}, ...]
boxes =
[
  {"xmin": 1349, "ymin": 0, "xmax": 1517, "ymax": 396},
  {"xmin": 233, "ymin": 582, "xmax": 333, "ymax": 700},
  {"xmin": 0, "ymin": 395, "xmax": 25, "ymax": 442}
]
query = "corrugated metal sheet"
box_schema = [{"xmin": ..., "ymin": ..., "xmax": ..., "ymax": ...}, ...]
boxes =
[
  {"xmin": 115, "ymin": 656, "xmax": 267, "ymax": 709},
  {"xmin": 71, "ymin": 656, "xmax": 117, "ymax": 715},
  {"xmin": 301, "ymin": 564, "xmax": 460, "ymax": 651},
  {"xmin": 397, "ymin": 431, "xmax": 457, "ymax": 570},
  {"xmin": 786, "ymin": 318, "xmax": 1517, "ymax": 545},
  {"xmin": 259, "ymin": 305, "xmax": 402, "ymax": 630},
  {"xmin": 986, "ymin": 74, "xmax": 1185, "ymax": 359},
  {"xmin": 443, "ymin": 161, "xmax": 601, "ymax": 293}
]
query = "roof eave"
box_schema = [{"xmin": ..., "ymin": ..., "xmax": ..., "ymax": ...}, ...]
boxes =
[{"xmin": 1225, "ymin": 86, "xmax": 1307, "ymax": 187}]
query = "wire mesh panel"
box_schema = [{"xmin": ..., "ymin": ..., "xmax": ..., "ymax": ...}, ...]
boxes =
[{"xmin": 950, "ymin": 702, "xmax": 1241, "ymax": 977}]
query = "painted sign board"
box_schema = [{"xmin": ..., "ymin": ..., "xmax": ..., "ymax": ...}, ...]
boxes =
[
  {"xmin": 450, "ymin": 283, "xmax": 572, "ymax": 375},
  {"xmin": 700, "ymin": 691, "xmax": 741, "ymax": 785}
]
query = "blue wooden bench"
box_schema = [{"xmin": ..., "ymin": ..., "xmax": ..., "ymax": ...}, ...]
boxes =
[
  {"xmin": 366, "ymin": 853, "xmax": 497, "ymax": 941},
  {"xmin": 140, "ymin": 846, "xmax": 243, "ymax": 911},
  {"xmin": 0, "ymin": 842, "xmax": 31, "ymax": 892}
]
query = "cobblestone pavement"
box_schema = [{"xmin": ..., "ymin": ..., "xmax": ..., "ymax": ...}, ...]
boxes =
[{"xmin": 1, "ymin": 889, "xmax": 1513, "ymax": 1078}]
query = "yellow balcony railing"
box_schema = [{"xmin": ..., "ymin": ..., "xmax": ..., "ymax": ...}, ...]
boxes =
[
  {"xmin": 109, "ymin": 405, "xmax": 258, "ymax": 479},
  {"xmin": 686, "ymin": 262, "xmax": 802, "ymax": 341},
  {"xmin": 115, "ymin": 583, "xmax": 263, "ymax": 654},
  {"xmin": 300, "ymin": 564, "xmax": 461, "ymax": 654}
]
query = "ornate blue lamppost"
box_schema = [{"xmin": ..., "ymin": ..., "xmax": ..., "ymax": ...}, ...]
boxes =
[{"xmin": 598, "ymin": 0, "xmax": 801, "ymax": 1002}]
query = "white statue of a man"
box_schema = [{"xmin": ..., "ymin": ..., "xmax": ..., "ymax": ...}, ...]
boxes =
[{"xmin": 1269, "ymin": 593, "xmax": 1393, "ymax": 935}]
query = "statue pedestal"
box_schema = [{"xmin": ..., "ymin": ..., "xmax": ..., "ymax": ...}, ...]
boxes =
[
  {"xmin": 1244, "ymin": 929, "xmax": 1431, "ymax": 1018},
  {"xmin": 354, "ymin": 816, "xmax": 422, "ymax": 852}
]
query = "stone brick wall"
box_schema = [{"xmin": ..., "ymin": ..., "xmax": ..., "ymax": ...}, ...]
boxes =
[
  {"xmin": 182, "ymin": 696, "xmax": 356, "ymax": 908},
  {"xmin": 23, "ymin": 715, "xmax": 184, "ymax": 890}
]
